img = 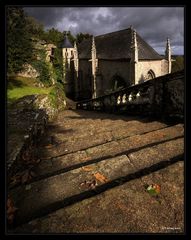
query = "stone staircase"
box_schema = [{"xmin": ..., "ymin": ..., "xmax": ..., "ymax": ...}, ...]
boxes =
[{"xmin": 7, "ymin": 110, "xmax": 184, "ymax": 233}]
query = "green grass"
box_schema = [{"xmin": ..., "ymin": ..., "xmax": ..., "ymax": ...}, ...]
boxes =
[{"xmin": 7, "ymin": 76, "xmax": 53, "ymax": 102}]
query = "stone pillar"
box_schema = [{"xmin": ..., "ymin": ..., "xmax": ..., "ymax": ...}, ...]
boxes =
[
  {"xmin": 91, "ymin": 36, "xmax": 98, "ymax": 99},
  {"xmin": 130, "ymin": 29, "xmax": 139, "ymax": 85},
  {"xmin": 165, "ymin": 38, "xmax": 172, "ymax": 74}
]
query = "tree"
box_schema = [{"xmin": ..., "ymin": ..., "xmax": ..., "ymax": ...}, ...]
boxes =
[
  {"xmin": 52, "ymin": 48, "xmax": 63, "ymax": 83},
  {"xmin": 43, "ymin": 28, "xmax": 63, "ymax": 46},
  {"xmin": 172, "ymin": 56, "xmax": 184, "ymax": 73},
  {"xmin": 75, "ymin": 32, "xmax": 92, "ymax": 44},
  {"xmin": 25, "ymin": 15, "xmax": 45, "ymax": 40},
  {"xmin": 7, "ymin": 7, "xmax": 33, "ymax": 74}
]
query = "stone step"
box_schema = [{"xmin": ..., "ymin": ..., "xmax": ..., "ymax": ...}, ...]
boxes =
[
  {"xmin": 36, "ymin": 120, "xmax": 169, "ymax": 159},
  {"xmin": 30, "ymin": 124, "xmax": 183, "ymax": 180},
  {"xmin": 43, "ymin": 110, "xmax": 167, "ymax": 141},
  {"xmin": 9, "ymin": 137, "xmax": 184, "ymax": 227},
  {"xmin": 11, "ymin": 161, "xmax": 184, "ymax": 233}
]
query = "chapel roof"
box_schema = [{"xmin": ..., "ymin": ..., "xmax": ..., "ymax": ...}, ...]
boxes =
[{"xmin": 78, "ymin": 28, "xmax": 163, "ymax": 60}]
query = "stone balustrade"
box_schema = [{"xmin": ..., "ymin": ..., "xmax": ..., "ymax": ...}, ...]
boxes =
[{"xmin": 76, "ymin": 70, "xmax": 184, "ymax": 120}]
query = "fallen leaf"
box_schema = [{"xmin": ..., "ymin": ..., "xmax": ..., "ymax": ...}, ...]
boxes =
[
  {"xmin": 153, "ymin": 184, "xmax": 161, "ymax": 194},
  {"xmin": 80, "ymin": 179, "xmax": 98, "ymax": 189},
  {"xmin": 36, "ymin": 159, "xmax": 41, "ymax": 163},
  {"xmin": 45, "ymin": 144, "xmax": 53, "ymax": 149},
  {"xmin": 30, "ymin": 171, "xmax": 36, "ymax": 177},
  {"xmin": 80, "ymin": 181, "xmax": 87, "ymax": 187},
  {"xmin": 22, "ymin": 151, "xmax": 30, "ymax": 161},
  {"xmin": 146, "ymin": 184, "xmax": 161, "ymax": 196},
  {"xmin": 21, "ymin": 170, "xmax": 32, "ymax": 184},
  {"xmin": 88, "ymin": 179, "xmax": 98, "ymax": 189},
  {"xmin": 81, "ymin": 166, "xmax": 93, "ymax": 171},
  {"xmin": 7, "ymin": 197, "xmax": 18, "ymax": 224},
  {"xmin": 7, "ymin": 214, "xmax": 14, "ymax": 224},
  {"xmin": 81, "ymin": 157, "xmax": 92, "ymax": 162},
  {"xmin": 10, "ymin": 175, "xmax": 21, "ymax": 186},
  {"xmin": 93, "ymin": 172, "xmax": 108, "ymax": 183}
]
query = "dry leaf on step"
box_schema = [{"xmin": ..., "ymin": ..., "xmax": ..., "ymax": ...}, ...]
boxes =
[
  {"xmin": 45, "ymin": 144, "xmax": 53, "ymax": 149},
  {"xmin": 93, "ymin": 172, "xmax": 108, "ymax": 183},
  {"xmin": 7, "ymin": 197, "xmax": 18, "ymax": 224},
  {"xmin": 81, "ymin": 166, "xmax": 93, "ymax": 171}
]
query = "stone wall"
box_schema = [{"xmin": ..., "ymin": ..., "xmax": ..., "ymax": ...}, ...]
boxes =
[
  {"xmin": 77, "ymin": 59, "xmax": 92, "ymax": 99},
  {"xmin": 136, "ymin": 59, "xmax": 169, "ymax": 84},
  {"xmin": 17, "ymin": 63, "xmax": 40, "ymax": 79},
  {"xmin": 8, "ymin": 85, "xmax": 66, "ymax": 172},
  {"xmin": 98, "ymin": 60, "xmax": 131, "ymax": 90},
  {"xmin": 75, "ymin": 58, "xmax": 169, "ymax": 100}
]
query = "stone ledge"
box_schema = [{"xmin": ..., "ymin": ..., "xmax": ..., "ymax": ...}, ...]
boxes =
[{"xmin": 7, "ymin": 95, "xmax": 53, "ymax": 172}]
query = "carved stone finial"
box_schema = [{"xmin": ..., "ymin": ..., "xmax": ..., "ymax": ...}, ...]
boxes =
[{"xmin": 165, "ymin": 37, "xmax": 171, "ymax": 73}]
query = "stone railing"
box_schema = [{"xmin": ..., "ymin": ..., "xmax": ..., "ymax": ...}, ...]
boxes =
[{"xmin": 76, "ymin": 70, "xmax": 184, "ymax": 120}]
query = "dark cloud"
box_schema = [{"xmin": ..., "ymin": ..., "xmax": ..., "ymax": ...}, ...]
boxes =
[{"xmin": 24, "ymin": 7, "xmax": 184, "ymax": 55}]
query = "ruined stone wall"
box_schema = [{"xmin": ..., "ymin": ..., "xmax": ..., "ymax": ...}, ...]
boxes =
[{"xmin": 17, "ymin": 63, "xmax": 40, "ymax": 78}]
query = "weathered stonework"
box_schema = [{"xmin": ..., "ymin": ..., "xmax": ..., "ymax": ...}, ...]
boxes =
[
  {"xmin": 17, "ymin": 63, "xmax": 40, "ymax": 78},
  {"xmin": 77, "ymin": 70, "xmax": 184, "ymax": 120},
  {"xmin": 17, "ymin": 41, "xmax": 56, "ymax": 80},
  {"xmin": 61, "ymin": 27, "xmax": 172, "ymax": 100},
  {"xmin": 7, "ymin": 87, "xmax": 66, "ymax": 172}
]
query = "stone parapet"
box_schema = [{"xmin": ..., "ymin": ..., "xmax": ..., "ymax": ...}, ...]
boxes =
[{"xmin": 76, "ymin": 70, "xmax": 184, "ymax": 121}]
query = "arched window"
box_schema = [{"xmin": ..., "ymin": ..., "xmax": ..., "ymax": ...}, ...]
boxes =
[
  {"xmin": 111, "ymin": 74, "xmax": 127, "ymax": 91},
  {"xmin": 147, "ymin": 70, "xmax": 156, "ymax": 80}
]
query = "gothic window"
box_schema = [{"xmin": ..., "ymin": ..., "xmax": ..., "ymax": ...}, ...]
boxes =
[
  {"xmin": 147, "ymin": 70, "xmax": 156, "ymax": 80},
  {"xmin": 111, "ymin": 74, "xmax": 127, "ymax": 91}
]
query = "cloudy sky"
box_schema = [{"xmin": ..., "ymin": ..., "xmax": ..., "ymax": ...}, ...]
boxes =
[{"xmin": 24, "ymin": 7, "xmax": 184, "ymax": 55}]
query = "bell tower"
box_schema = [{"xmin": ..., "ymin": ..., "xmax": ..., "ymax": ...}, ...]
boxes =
[{"xmin": 61, "ymin": 32, "xmax": 74, "ymax": 97}]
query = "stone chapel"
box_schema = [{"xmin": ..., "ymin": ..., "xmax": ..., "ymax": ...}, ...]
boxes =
[{"xmin": 61, "ymin": 27, "xmax": 172, "ymax": 100}]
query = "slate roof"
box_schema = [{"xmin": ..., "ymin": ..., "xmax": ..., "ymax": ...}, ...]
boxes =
[
  {"xmin": 78, "ymin": 28, "xmax": 163, "ymax": 60},
  {"xmin": 61, "ymin": 35, "xmax": 73, "ymax": 48}
]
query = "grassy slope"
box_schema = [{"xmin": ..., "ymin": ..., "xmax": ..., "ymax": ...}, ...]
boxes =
[{"xmin": 7, "ymin": 76, "xmax": 53, "ymax": 103}]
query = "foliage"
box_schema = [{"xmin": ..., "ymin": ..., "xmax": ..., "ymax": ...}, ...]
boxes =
[
  {"xmin": 31, "ymin": 49, "xmax": 52, "ymax": 86},
  {"xmin": 8, "ymin": 86, "xmax": 51, "ymax": 102},
  {"xmin": 75, "ymin": 32, "xmax": 92, "ymax": 44},
  {"xmin": 172, "ymin": 56, "xmax": 184, "ymax": 73},
  {"xmin": 7, "ymin": 6, "xmax": 94, "ymax": 97},
  {"xmin": 25, "ymin": 15, "xmax": 45, "ymax": 40},
  {"xmin": 32, "ymin": 61, "xmax": 51, "ymax": 85},
  {"xmin": 43, "ymin": 28, "xmax": 64, "ymax": 46},
  {"xmin": 62, "ymin": 31, "xmax": 76, "ymax": 45},
  {"xmin": 7, "ymin": 76, "xmax": 52, "ymax": 102},
  {"xmin": 31, "ymin": 49, "xmax": 53, "ymax": 86},
  {"xmin": 52, "ymin": 48, "xmax": 63, "ymax": 82},
  {"xmin": 7, "ymin": 7, "xmax": 33, "ymax": 74},
  {"xmin": 48, "ymin": 82, "xmax": 65, "ymax": 109}
]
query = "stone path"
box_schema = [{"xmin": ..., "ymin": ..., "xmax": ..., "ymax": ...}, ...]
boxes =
[{"xmin": 7, "ymin": 110, "xmax": 184, "ymax": 233}]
